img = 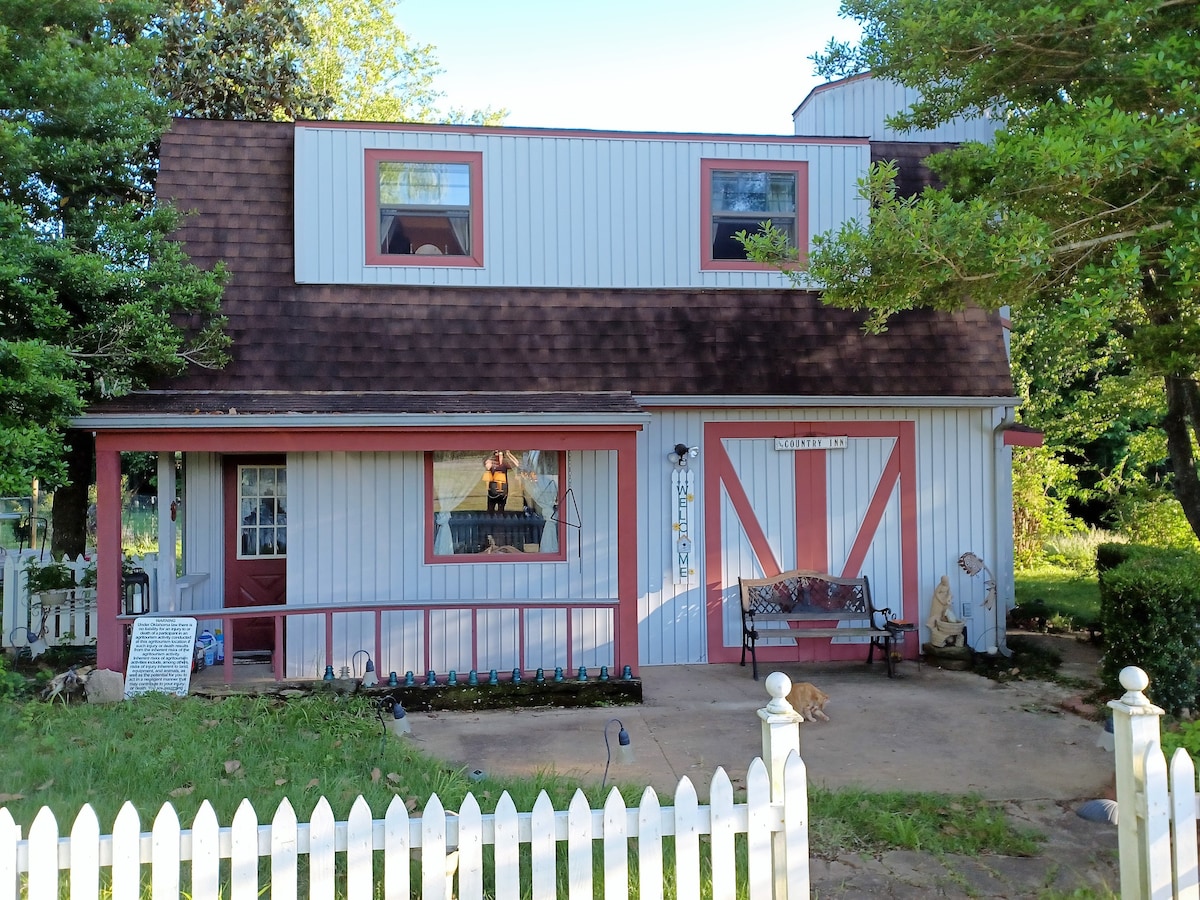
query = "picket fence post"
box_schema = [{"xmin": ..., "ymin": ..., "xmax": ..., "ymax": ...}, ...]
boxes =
[
  {"xmin": 759, "ymin": 671, "xmax": 805, "ymax": 900},
  {"xmin": 1110, "ymin": 665, "xmax": 1167, "ymax": 900}
]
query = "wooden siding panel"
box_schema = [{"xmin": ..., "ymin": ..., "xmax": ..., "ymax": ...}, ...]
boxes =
[
  {"xmin": 477, "ymin": 608, "xmax": 520, "ymax": 672},
  {"xmin": 182, "ymin": 452, "xmax": 223, "ymax": 611},
  {"xmin": 294, "ymin": 126, "xmax": 863, "ymax": 289},
  {"xmin": 524, "ymin": 608, "xmax": 568, "ymax": 670}
]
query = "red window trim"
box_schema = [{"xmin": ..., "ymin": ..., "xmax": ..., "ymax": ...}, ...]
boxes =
[
  {"xmin": 699, "ymin": 158, "xmax": 809, "ymax": 272},
  {"xmin": 365, "ymin": 149, "xmax": 485, "ymax": 268},
  {"xmin": 423, "ymin": 451, "xmax": 568, "ymax": 564}
]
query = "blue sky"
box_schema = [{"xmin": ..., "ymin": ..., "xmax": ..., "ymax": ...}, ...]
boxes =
[{"xmin": 396, "ymin": 0, "xmax": 860, "ymax": 135}]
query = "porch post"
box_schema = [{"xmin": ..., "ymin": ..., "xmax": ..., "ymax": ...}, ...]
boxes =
[
  {"xmin": 95, "ymin": 446, "xmax": 124, "ymax": 670},
  {"xmin": 615, "ymin": 432, "xmax": 640, "ymax": 675},
  {"xmin": 156, "ymin": 453, "xmax": 177, "ymax": 611}
]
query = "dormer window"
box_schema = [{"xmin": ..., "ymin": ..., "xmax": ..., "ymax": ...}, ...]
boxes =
[
  {"xmin": 365, "ymin": 149, "xmax": 484, "ymax": 267},
  {"xmin": 700, "ymin": 158, "xmax": 808, "ymax": 271}
]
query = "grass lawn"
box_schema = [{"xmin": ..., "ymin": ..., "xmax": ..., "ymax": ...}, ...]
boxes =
[
  {"xmin": 0, "ymin": 691, "xmax": 1041, "ymax": 866},
  {"xmin": 1014, "ymin": 565, "xmax": 1101, "ymax": 630}
]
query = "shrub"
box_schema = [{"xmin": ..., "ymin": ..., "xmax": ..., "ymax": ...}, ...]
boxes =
[
  {"xmin": 1042, "ymin": 529, "xmax": 1123, "ymax": 574},
  {"xmin": 1099, "ymin": 547, "xmax": 1200, "ymax": 714}
]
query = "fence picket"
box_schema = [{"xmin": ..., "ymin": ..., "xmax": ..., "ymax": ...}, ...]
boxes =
[
  {"xmin": 636, "ymin": 787, "xmax": 663, "ymax": 900},
  {"xmin": 673, "ymin": 778, "xmax": 701, "ymax": 900},
  {"xmin": 150, "ymin": 803, "xmax": 180, "ymax": 899},
  {"xmin": 530, "ymin": 792, "xmax": 557, "ymax": 900},
  {"xmin": 0, "ymin": 806, "xmax": 16, "ymax": 900},
  {"xmin": 231, "ymin": 799, "xmax": 262, "ymax": 900},
  {"xmin": 457, "ymin": 794, "xmax": 484, "ymax": 900},
  {"xmin": 1143, "ymin": 741, "xmax": 1174, "ymax": 900},
  {"xmin": 566, "ymin": 790, "xmax": 593, "ymax": 900},
  {"xmin": 270, "ymin": 798, "xmax": 298, "ymax": 900},
  {"xmin": 601, "ymin": 788, "xmax": 628, "ymax": 900},
  {"xmin": 382, "ymin": 795, "xmax": 410, "ymax": 900},
  {"xmin": 110, "ymin": 802, "xmax": 141, "ymax": 900},
  {"xmin": 346, "ymin": 796, "xmax": 373, "ymax": 899},
  {"xmin": 421, "ymin": 792, "xmax": 450, "ymax": 900},
  {"xmin": 190, "ymin": 802, "xmax": 220, "ymax": 900},
  {"xmin": 708, "ymin": 768, "xmax": 736, "ymax": 900},
  {"xmin": 746, "ymin": 758, "xmax": 772, "ymax": 900},
  {"xmin": 68, "ymin": 805, "xmax": 100, "ymax": 900},
  {"xmin": 1170, "ymin": 748, "xmax": 1200, "ymax": 900},
  {"xmin": 27, "ymin": 807, "xmax": 57, "ymax": 900},
  {"xmin": 493, "ymin": 793, "xmax": 521, "ymax": 900},
  {"xmin": 783, "ymin": 751, "xmax": 811, "ymax": 900},
  {"xmin": 308, "ymin": 797, "xmax": 336, "ymax": 900}
]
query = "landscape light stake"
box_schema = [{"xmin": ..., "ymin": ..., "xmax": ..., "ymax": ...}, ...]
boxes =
[{"xmin": 601, "ymin": 717, "xmax": 634, "ymax": 790}]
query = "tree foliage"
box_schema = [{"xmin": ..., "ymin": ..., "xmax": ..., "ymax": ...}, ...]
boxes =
[
  {"xmin": 744, "ymin": 0, "xmax": 1200, "ymax": 541},
  {"xmin": 0, "ymin": 0, "xmax": 227, "ymax": 499}
]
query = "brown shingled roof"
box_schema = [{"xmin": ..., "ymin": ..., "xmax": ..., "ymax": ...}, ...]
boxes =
[{"xmin": 147, "ymin": 118, "xmax": 1014, "ymax": 409}]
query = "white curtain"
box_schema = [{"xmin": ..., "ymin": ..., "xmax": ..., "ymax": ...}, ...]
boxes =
[
  {"xmin": 522, "ymin": 453, "xmax": 560, "ymax": 554},
  {"xmin": 449, "ymin": 213, "xmax": 470, "ymax": 255},
  {"xmin": 433, "ymin": 455, "xmax": 487, "ymax": 555}
]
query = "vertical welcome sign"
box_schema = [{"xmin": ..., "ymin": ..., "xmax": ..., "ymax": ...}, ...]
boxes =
[{"xmin": 671, "ymin": 467, "xmax": 695, "ymax": 584}]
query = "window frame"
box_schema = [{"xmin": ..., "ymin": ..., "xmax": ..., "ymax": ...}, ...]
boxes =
[
  {"xmin": 235, "ymin": 463, "xmax": 288, "ymax": 561},
  {"xmin": 699, "ymin": 158, "xmax": 809, "ymax": 272},
  {"xmin": 423, "ymin": 450, "xmax": 568, "ymax": 564},
  {"xmin": 365, "ymin": 149, "xmax": 485, "ymax": 268}
]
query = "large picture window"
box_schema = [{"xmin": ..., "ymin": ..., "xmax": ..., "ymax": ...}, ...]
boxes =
[
  {"xmin": 700, "ymin": 158, "xmax": 808, "ymax": 271},
  {"xmin": 428, "ymin": 450, "xmax": 564, "ymax": 559},
  {"xmin": 365, "ymin": 149, "xmax": 484, "ymax": 267}
]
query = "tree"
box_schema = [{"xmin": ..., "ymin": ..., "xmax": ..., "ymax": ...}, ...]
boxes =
[
  {"xmin": 299, "ymin": 0, "xmax": 506, "ymax": 124},
  {"xmin": 0, "ymin": 0, "xmax": 228, "ymax": 553},
  {"xmin": 743, "ymin": 0, "xmax": 1200, "ymax": 541}
]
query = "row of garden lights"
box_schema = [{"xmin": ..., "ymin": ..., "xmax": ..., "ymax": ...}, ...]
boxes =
[{"xmin": 323, "ymin": 664, "xmax": 635, "ymax": 686}]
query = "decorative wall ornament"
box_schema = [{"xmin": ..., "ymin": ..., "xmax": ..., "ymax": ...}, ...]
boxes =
[{"xmin": 671, "ymin": 467, "xmax": 696, "ymax": 584}]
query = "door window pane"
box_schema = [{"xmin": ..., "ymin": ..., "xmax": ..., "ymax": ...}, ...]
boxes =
[{"xmin": 238, "ymin": 465, "xmax": 287, "ymax": 559}]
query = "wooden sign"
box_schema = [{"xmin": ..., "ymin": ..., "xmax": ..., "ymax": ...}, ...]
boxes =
[
  {"xmin": 774, "ymin": 436, "xmax": 848, "ymax": 451},
  {"xmin": 124, "ymin": 616, "xmax": 197, "ymax": 699}
]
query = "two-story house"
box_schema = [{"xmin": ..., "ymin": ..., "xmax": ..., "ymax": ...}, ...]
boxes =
[{"xmin": 81, "ymin": 75, "xmax": 1024, "ymax": 681}]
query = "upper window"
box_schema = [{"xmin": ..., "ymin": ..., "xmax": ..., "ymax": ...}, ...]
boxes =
[
  {"xmin": 426, "ymin": 450, "xmax": 565, "ymax": 561},
  {"xmin": 365, "ymin": 149, "xmax": 484, "ymax": 267},
  {"xmin": 699, "ymin": 159, "xmax": 808, "ymax": 271}
]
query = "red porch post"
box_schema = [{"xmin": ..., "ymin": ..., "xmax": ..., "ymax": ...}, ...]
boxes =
[
  {"xmin": 616, "ymin": 432, "xmax": 639, "ymax": 676},
  {"xmin": 95, "ymin": 447, "xmax": 124, "ymax": 670}
]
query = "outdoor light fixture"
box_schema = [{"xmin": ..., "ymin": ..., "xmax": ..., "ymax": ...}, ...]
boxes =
[
  {"xmin": 377, "ymin": 695, "xmax": 412, "ymax": 739},
  {"xmin": 667, "ymin": 443, "xmax": 699, "ymax": 467},
  {"xmin": 601, "ymin": 717, "xmax": 635, "ymax": 789},
  {"xmin": 352, "ymin": 650, "xmax": 379, "ymax": 687}
]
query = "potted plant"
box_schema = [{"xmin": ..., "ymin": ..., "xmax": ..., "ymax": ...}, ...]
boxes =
[{"xmin": 25, "ymin": 558, "xmax": 76, "ymax": 603}]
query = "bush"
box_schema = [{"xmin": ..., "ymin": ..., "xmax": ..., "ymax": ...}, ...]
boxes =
[
  {"xmin": 1099, "ymin": 547, "xmax": 1200, "ymax": 714},
  {"xmin": 1042, "ymin": 529, "xmax": 1123, "ymax": 574}
]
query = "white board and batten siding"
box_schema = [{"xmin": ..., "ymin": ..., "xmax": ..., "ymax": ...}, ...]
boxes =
[
  {"xmin": 293, "ymin": 124, "xmax": 868, "ymax": 289},
  {"xmin": 279, "ymin": 450, "xmax": 619, "ymax": 679},
  {"xmin": 793, "ymin": 73, "xmax": 1004, "ymax": 144},
  {"xmin": 636, "ymin": 405, "xmax": 1011, "ymax": 665}
]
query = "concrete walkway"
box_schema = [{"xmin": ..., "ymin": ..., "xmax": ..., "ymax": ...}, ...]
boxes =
[{"xmin": 409, "ymin": 647, "xmax": 1121, "ymax": 898}]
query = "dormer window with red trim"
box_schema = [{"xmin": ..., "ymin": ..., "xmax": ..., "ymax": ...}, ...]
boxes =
[
  {"xmin": 365, "ymin": 149, "xmax": 484, "ymax": 267},
  {"xmin": 700, "ymin": 158, "xmax": 808, "ymax": 271}
]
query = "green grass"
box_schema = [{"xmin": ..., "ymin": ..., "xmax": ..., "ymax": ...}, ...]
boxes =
[
  {"xmin": 1014, "ymin": 564, "xmax": 1101, "ymax": 631},
  {"xmin": 0, "ymin": 692, "xmax": 1042, "ymax": 864}
]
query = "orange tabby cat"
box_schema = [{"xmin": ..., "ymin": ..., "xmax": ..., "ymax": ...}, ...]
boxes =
[{"xmin": 786, "ymin": 681, "xmax": 830, "ymax": 722}]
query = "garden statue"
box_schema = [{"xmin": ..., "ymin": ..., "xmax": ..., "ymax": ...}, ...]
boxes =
[{"xmin": 925, "ymin": 575, "xmax": 967, "ymax": 648}]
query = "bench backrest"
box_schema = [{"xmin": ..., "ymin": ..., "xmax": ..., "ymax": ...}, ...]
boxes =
[{"xmin": 739, "ymin": 570, "xmax": 875, "ymax": 618}]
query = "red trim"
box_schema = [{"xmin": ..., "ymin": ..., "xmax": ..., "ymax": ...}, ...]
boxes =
[
  {"xmin": 364, "ymin": 149, "xmax": 484, "ymax": 268},
  {"xmin": 95, "ymin": 449, "xmax": 123, "ymax": 671},
  {"xmin": 300, "ymin": 120, "xmax": 868, "ymax": 147},
  {"xmin": 94, "ymin": 426, "xmax": 640, "ymax": 454},
  {"xmin": 699, "ymin": 158, "xmax": 809, "ymax": 272},
  {"xmin": 796, "ymin": 450, "xmax": 828, "ymax": 572},
  {"xmin": 1003, "ymin": 428, "xmax": 1044, "ymax": 448},
  {"xmin": 615, "ymin": 431, "xmax": 640, "ymax": 676},
  {"xmin": 422, "ymin": 450, "xmax": 567, "ymax": 564},
  {"xmin": 704, "ymin": 421, "xmax": 920, "ymax": 664}
]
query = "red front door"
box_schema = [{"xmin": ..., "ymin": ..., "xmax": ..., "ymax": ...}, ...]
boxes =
[{"xmin": 223, "ymin": 458, "xmax": 287, "ymax": 653}]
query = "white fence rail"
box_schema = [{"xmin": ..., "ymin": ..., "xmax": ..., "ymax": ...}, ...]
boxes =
[
  {"xmin": 0, "ymin": 672, "xmax": 810, "ymax": 899},
  {"xmin": 1, "ymin": 550, "xmax": 157, "ymax": 651},
  {"xmin": 1110, "ymin": 665, "xmax": 1200, "ymax": 899}
]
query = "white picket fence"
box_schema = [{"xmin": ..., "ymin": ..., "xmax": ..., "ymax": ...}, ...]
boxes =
[
  {"xmin": 0, "ymin": 673, "xmax": 812, "ymax": 899},
  {"xmin": 1110, "ymin": 665, "xmax": 1200, "ymax": 899},
  {"xmin": 0, "ymin": 550, "xmax": 158, "ymax": 650}
]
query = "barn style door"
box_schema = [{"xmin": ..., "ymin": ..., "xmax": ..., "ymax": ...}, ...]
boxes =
[{"xmin": 703, "ymin": 421, "xmax": 918, "ymax": 664}]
